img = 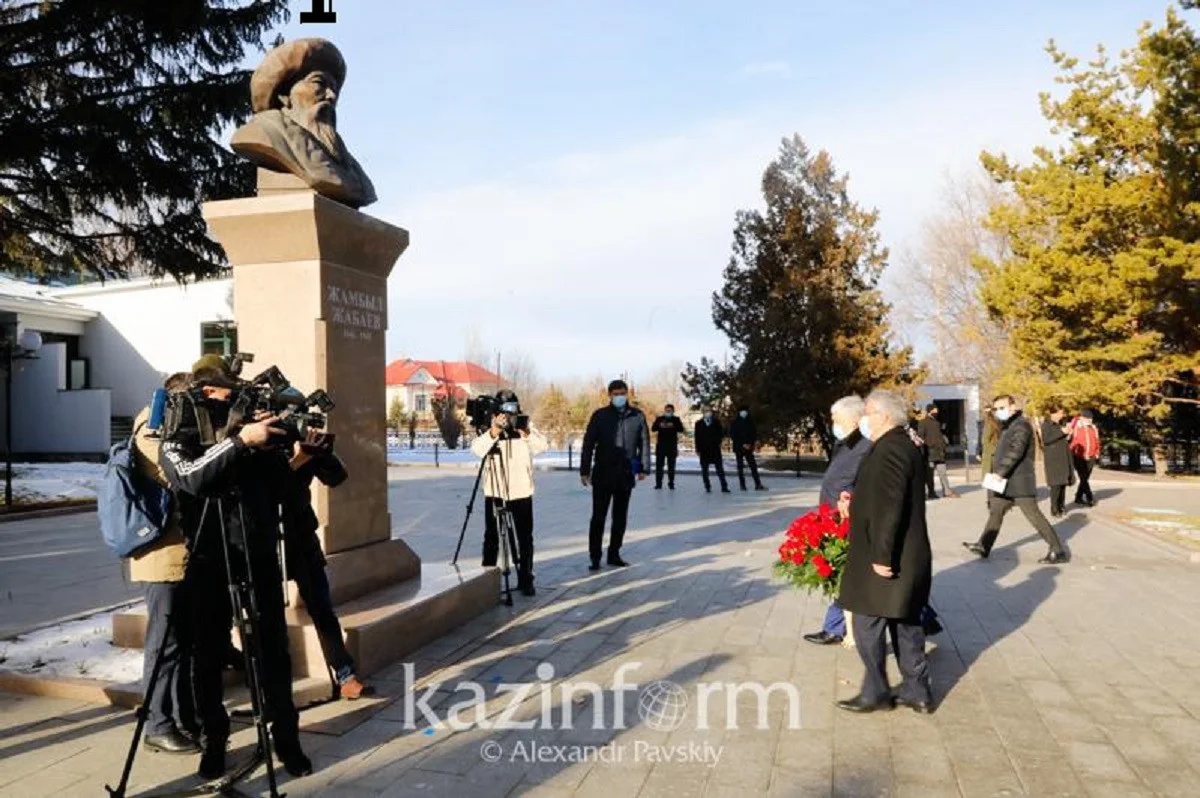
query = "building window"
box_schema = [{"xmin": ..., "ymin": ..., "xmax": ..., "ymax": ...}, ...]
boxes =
[
  {"xmin": 200, "ymin": 322, "xmax": 237, "ymax": 356},
  {"xmin": 415, "ymin": 394, "xmax": 427, "ymax": 412}
]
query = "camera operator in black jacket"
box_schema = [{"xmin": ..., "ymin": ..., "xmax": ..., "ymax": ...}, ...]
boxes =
[
  {"xmin": 159, "ymin": 364, "xmax": 312, "ymax": 781},
  {"xmin": 651, "ymin": 405, "xmax": 685, "ymax": 490},
  {"xmin": 280, "ymin": 430, "xmax": 371, "ymax": 699}
]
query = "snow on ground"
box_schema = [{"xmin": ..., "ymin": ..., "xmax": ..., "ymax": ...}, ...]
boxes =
[
  {"xmin": 7, "ymin": 462, "xmax": 105, "ymax": 503},
  {"xmin": 0, "ymin": 605, "xmax": 143, "ymax": 683}
]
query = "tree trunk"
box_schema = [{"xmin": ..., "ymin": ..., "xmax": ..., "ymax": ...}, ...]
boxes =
[{"xmin": 1152, "ymin": 444, "xmax": 1171, "ymax": 478}]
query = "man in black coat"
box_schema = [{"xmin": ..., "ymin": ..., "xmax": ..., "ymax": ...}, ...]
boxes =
[
  {"xmin": 580, "ymin": 380, "xmax": 651, "ymax": 570},
  {"xmin": 651, "ymin": 404, "xmax": 685, "ymax": 490},
  {"xmin": 837, "ymin": 390, "xmax": 934, "ymax": 714},
  {"xmin": 693, "ymin": 406, "xmax": 731, "ymax": 494},
  {"xmin": 804, "ymin": 396, "xmax": 871, "ymax": 646},
  {"xmin": 730, "ymin": 405, "xmax": 767, "ymax": 491},
  {"xmin": 918, "ymin": 404, "xmax": 957, "ymax": 499},
  {"xmin": 963, "ymin": 395, "xmax": 1068, "ymax": 564},
  {"xmin": 1040, "ymin": 406, "xmax": 1073, "ymax": 517}
]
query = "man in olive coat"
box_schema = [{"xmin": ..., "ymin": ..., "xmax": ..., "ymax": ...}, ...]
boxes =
[
  {"xmin": 964, "ymin": 395, "xmax": 1068, "ymax": 564},
  {"xmin": 1040, "ymin": 406, "xmax": 1073, "ymax": 517},
  {"xmin": 837, "ymin": 390, "xmax": 933, "ymax": 714}
]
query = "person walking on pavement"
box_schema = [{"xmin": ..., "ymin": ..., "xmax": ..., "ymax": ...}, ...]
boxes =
[
  {"xmin": 803, "ymin": 396, "xmax": 871, "ymax": 646},
  {"xmin": 963, "ymin": 395, "xmax": 1069, "ymax": 565},
  {"xmin": 580, "ymin": 380, "xmax": 651, "ymax": 570},
  {"xmin": 918, "ymin": 404, "xmax": 957, "ymax": 498},
  {"xmin": 651, "ymin": 404, "xmax": 685, "ymax": 490},
  {"xmin": 1068, "ymin": 410, "xmax": 1101, "ymax": 507},
  {"xmin": 1041, "ymin": 406, "xmax": 1073, "ymax": 518},
  {"xmin": 730, "ymin": 405, "xmax": 767, "ymax": 491},
  {"xmin": 694, "ymin": 406, "xmax": 731, "ymax": 494}
]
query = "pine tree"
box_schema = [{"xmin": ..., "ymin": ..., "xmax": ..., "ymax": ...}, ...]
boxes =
[
  {"xmin": 686, "ymin": 135, "xmax": 918, "ymax": 454},
  {"xmin": 0, "ymin": 0, "xmax": 289, "ymax": 282},
  {"xmin": 387, "ymin": 395, "xmax": 406, "ymax": 431},
  {"xmin": 978, "ymin": 7, "xmax": 1200, "ymax": 474}
]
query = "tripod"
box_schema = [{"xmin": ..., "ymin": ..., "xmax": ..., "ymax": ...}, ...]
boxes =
[
  {"xmin": 452, "ymin": 437, "xmax": 520, "ymax": 606},
  {"xmin": 107, "ymin": 496, "xmax": 284, "ymax": 798}
]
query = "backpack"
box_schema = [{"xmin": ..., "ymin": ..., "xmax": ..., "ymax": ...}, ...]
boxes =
[{"xmin": 98, "ymin": 432, "xmax": 174, "ymax": 558}]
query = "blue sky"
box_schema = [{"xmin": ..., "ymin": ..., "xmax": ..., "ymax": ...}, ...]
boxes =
[{"xmin": 272, "ymin": 0, "xmax": 1168, "ymax": 383}]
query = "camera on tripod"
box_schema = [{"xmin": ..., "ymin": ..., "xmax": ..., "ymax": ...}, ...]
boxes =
[{"xmin": 466, "ymin": 390, "xmax": 528, "ymax": 436}]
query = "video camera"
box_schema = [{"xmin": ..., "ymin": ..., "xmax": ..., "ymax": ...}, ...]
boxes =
[
  {"xmin": 466, "ymin": 391, "xmax": 528, "ymax": 436},
  {"xmin": 162, "ymin": 352, "xmax": 335, "ymax": 447}
]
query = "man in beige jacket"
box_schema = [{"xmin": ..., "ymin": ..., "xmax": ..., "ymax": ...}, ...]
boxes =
[
  {"xmin": 128, "ymin": 372, "xmax": 201, "ymax": 754},
  {"xmin": 470, "ymin": 390, "xmax": 547, "ymax": 596}
]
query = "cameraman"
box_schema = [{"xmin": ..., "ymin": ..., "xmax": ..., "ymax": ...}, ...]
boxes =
[
  {"xmin": 280, "ymin": 430, "xmax": 371, "ymax": 699},
  {"xmin": 470, "ymin": 391, "xmax": 547, "ymax": 596},
  {"xmin": 159, "ymin": 363, "xmax": 311, "ymax": 781}
]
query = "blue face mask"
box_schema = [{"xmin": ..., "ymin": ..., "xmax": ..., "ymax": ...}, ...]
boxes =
[
  {"xmin": 664, "ymin": 411, "xmax": 673, "ymax": 418},
  {"xmin": 739, "ymin": 410, "xmax": 748, "ymax": 418},
  {"xmin": 832, "ymin": 423, "xmax": 849, "ymax": 441},
  {"xmin": 704, "ymin": 413, "xmax": 713, "ymax": 422},
  {"xmin": 858, "ymin": 417, "xmax": 871, "ymax": 440},
  {"xmin": 994, "ymin": 408, "xmax": 1010, "ymax": 422},
  {"xmin": 612, "ymin": 395, "xmax": 628, "ymax": 409}
]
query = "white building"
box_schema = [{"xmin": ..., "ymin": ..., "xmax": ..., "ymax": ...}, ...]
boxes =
[{"xmin": 0, "ymin": 276, "xmax": 233, "ymax": 457}]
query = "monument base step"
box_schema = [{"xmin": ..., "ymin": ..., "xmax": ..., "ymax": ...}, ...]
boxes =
[{"xmin": 113, "ymin": 564, "xmax": 500, "ymax": 678}]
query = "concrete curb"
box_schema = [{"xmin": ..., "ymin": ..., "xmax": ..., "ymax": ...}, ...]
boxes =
[
  {"xmin": 0, "ymin": 669, "xmax": 140, "ymax": 708},
  {"xmin": 0, "ymin": 502, "xmax": 97, "ymax": 523}
]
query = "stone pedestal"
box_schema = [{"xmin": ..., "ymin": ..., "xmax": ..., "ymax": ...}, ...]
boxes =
[{"xmin": 202, "ymin": 189, "xmax": 417, "ymax": 605}]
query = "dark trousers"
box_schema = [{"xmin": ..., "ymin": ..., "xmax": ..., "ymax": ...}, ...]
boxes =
[
  {"xmin": 483, "ymin": 496, "xmax": 535, "ymax": 586},
  {"xmin": 1072, "ymin": 455, "xmax": 1095, "ymax": 504},
  {"xmin": 655, "ymin": 450, "xmax": 677, "ymax": 488},
  {"xmin": 142, "ymin": 581, "xmax": 196, "ymax": 737},
  {"xmin": 291, "ymin": 559, "xmax": 355, "ymax": 682},
  {"xmin": 978, "ymin": 495, "xmax": 1065, "ymax": 556},
  {"xmin": 852, "ymin": 613, "xmax": 931, "ymax": 704},
  {"xmin": 589, "ymin": 484, "xmax": 631, "ymax": 563},
  {"xmin": 191, "ymin": 554, "xmax": 298, "ymax": 744},
  {"xmin": 734, "ymin": 449, "xmax": 762, "ymax": 489},
  {"xmin": 1049, "ymin": 485, "xmax": 1067, "ymax": 516},
  {"xmin": 924, "ymin": 456, "xmax": 937, "ymax": 497},
  {"xmin": 700, "ymin": 457, "xmax": 728, "ymax": 491}
]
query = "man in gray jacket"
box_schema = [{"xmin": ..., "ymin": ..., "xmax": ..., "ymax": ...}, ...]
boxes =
[
  {"xmin": 963, "ymin": 395, "xmax": 1068, "ymax": 565},
  {"xmin": 580, "ymin": 380, "xmax": 651, "ymax": 571}
]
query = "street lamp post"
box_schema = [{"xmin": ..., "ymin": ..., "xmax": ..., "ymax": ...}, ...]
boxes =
[{"xmin": 0, "ymin": 313, "xmax": 42, "ymax": 511}]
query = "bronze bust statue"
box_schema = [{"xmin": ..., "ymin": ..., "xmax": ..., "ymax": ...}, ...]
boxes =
[{"xmin": 231, "ymin": 38, "xmax": 376, "ymax": 208}]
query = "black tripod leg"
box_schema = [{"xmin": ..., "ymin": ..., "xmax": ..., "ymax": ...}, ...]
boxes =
[{"xmin": 453, "ymin": 451, "xmax": 490, "ymax": 565}]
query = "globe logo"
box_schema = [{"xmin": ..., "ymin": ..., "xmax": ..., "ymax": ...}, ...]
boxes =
[{"xmin": 637, "ymin": 680, "xmax": 690, "ymax": 731}]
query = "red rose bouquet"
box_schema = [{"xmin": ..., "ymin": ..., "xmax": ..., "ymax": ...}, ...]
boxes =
[{"xmin": 774, "ymin": 503, "xmax": 850, "ymax": 598}]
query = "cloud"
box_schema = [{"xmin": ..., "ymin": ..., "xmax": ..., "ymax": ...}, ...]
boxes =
[
  {"xmin": 740, "ymin": 61, "xmax": 793, "ymax": 79},
  {"xmin": 377, "ymin": 74, "xmax": 1051, "ymax": 382}
]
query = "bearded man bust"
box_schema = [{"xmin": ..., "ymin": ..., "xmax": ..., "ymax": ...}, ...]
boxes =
[{"xmin": 231, "ymin": 38, "xmax": 376, "ymax": 209}]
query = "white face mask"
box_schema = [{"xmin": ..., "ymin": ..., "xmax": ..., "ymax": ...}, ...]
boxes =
[
  {"xmin": 832, "ymin": 422, "xmax": 850, "ymax": 441},
  {"xmin": 994, "ymin": 407, "xmax": 1011, "ymax": 422},
  {"xmin": 858, "ymin": 416, "xmax": 871, "ymax": 440},
  {"xmin": 739, "ymin": 410, "xmax": 748, "ymax": 418}
]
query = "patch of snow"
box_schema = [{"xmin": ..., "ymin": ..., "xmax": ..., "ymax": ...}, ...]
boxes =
[
  {"xmin": 9, "ymin": 462, "xmax": 104, "ymax": 503},
  {"xmin": 0, "ymin": 606, "xmax": 143, "ymax": 684},
  {"xmin": 1130, "ymin": 507, "xmax": 1185, "ymax": 515}
]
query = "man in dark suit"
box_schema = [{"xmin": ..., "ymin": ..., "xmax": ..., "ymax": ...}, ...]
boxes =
[
  {"xmin": 1040, "ymin": 406, "xmax": 1073, "ymax": 517},
  {"xmin": 803, "ymin": 395, "xmax": 871, "ymax": 646},
  {"xmin": 964, "ymin": 395, "xmax": 1068, "ymax": 565},
  {"xmin": 651, "ymin": 404, "xmax": 685, "ymax": 490},
  {"xmin": 580, "ymin": 380, "xmax": 651, "ymax": 570},
  {"xmin": 837, "ymin": 390, "xmax": 934, "ymax": 714},
  {"xmin": 918, "ymin": 404, "xmax": 957, "ymax": 499},
  {"xmin": 693, "ymin": 406, "xmax": 731, "ymax": 494},
  {"xmin": 730, "ymin": 405, "xmax": 767, "ymax": 491}
]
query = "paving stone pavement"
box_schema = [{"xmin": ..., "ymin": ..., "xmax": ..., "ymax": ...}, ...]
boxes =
[{"xmin": 1, "ymin": 469, "xmax": 1199, "ymax": 797}]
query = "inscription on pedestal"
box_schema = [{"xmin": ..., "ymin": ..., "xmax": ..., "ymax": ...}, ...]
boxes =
[{"xmin": 326, "ymin": 285, "xmax": 385, "ymax": 342}]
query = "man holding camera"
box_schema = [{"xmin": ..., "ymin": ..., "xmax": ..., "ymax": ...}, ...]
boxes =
[
  {"xmin": 470, "ymin": 390, "xmax": 548, "ymax": 596},
  {"xmin": 651, "ymin": 404, "xmax": 685, "ymax": 490},
  {"xmin": 581, "ymin": 380, "xmax": 651, "ymax": 571},
  {"xmin": 159, "ymin": 362, "xmax": 311, "ymax": 781}
]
